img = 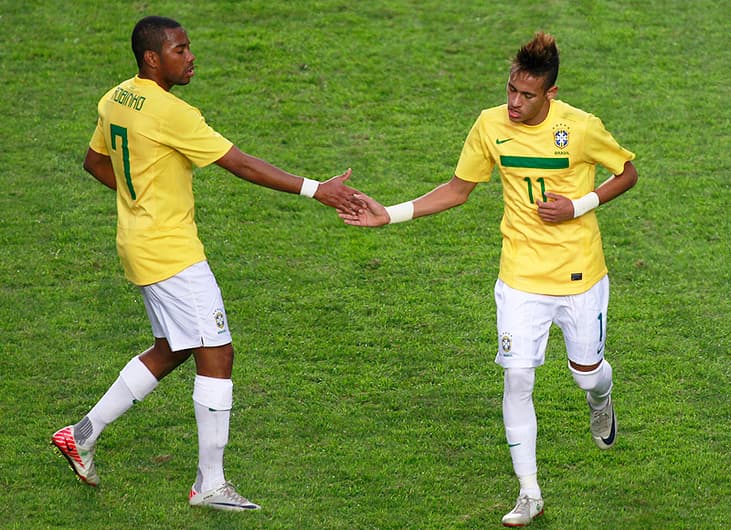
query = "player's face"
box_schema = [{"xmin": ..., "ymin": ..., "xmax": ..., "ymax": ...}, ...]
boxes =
[
  {"xmin": 156, "ymin": 27, "xmax": 196, "ymax": 90},
  {"xmin": 506, "ymin": 71, "xmax": 556, "ymax": 125}
]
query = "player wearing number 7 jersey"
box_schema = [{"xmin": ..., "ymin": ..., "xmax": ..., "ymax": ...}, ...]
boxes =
[
  {"xmin": 338, "ymin": 32, "xmax": 637, "ymax": 526},
  {"xmin": 51, "ymin": 15, "xmax": 362, "ymax": 511}
]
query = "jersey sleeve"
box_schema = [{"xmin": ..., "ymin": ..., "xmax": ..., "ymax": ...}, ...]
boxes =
[
  {"xmin": 584, "ymin": 115, "xmax": 635, "ymax": 175},
  {"xmin": 162, "ymin": 102, "xmax": 233, "ymax": 168},
  {"xmin": 89, "ymin": 117, "xmax": 109, "ymax": 155},
  {"xmin": 454, "ymin": 113, "xmax": 494, "ymax": 183}
]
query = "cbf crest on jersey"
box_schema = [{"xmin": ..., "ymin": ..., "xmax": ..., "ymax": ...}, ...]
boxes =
[{"xmin": 553, "ymin": 123, "xmax": 570, "ymax": 149}]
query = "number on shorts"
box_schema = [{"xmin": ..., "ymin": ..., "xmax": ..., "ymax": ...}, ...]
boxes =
[{"xmin": 597, "ymin": 312, "xmax": 603, "ymax": 342}]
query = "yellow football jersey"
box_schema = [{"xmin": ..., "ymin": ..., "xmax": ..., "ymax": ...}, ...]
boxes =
[
  {"xmin": 89, "ymin": 76, "xmax": 233, "ymax": 285},
  {"xmin": 455, "ymin": 100, "xmax": 635, "ymax": 295}
]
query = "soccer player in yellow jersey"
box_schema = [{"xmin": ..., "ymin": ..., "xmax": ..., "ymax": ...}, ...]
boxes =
[
  {"xmin": 51, "ymin": 16, "xmax": 362, "ymax": 511},
  {"xmin": 339, "ymin": 32, "xmax": 638, "ymax": 527}
]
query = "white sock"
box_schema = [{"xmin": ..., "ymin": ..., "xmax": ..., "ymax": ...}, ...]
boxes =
[
  {"xmin": 193, "ymin": 375, "xmax": 233, "ymax": 493},
  {"xmin": 76, "ymin": 355, "xmax": 158, "ymax": 448},
  {"xmin": 570, "ymin": 360, "xmax": 613, "ymax": 410},
  {"xmin": 518, "ymin": 473, "xmax": 541, "ymax": 499},
  {"xmin": 503, "ymin": 368, "xmax": 541, "ymax": 498}
]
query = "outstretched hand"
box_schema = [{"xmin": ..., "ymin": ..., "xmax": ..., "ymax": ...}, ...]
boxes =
[
  {"xmin": 337, "ymin": 192, "xmax": 390, "ymax": 227},
  {"xmin": 314, "ymin": 168, "xmax": 363, "ymax": 214}
]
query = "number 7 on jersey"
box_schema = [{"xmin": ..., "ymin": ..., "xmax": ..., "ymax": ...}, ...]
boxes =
[{"xmin": 110, "ymin": 124, "xmax": 136, "ymax": 200}]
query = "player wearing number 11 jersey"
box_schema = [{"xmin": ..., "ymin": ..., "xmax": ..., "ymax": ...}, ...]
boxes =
[
  {"xmin": 338, "ymin": 32, "xmax": 637, "ymax": 526},
  {"xmin": 456, "ymin": 98, "xmax": 635, "ymax": 295}
]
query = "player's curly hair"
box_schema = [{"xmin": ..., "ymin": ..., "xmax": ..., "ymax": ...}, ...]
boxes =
[
  {"xmin": 131, "ymin": 16, "xmax": 182, "ymax": 69},
  {"xmin": 511, "ymin": 32, "xmax": 560, "ymax": 91}
]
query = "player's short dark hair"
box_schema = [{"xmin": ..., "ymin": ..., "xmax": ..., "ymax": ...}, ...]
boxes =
[
  {"xmin": 131, "ymin": 16, "xmax": 182, "ymax": 68},
  {"xmin": 511, "ymin": 32, "xmax": 560, "ymax": 91}
]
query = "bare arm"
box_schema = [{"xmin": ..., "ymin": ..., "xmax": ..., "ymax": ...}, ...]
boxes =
[
  {"xmin": 594, "ymin": 160, "xmax": 639, "ymax": 203},
  {"xmin": 83, "ymin": 147, "xmax": 117, "ymax": 190},
  {"xmin": 537, "ymin": 160, "xmax": 638, "ymax": 223},
  {"xmin": 215, "ymin": 146, "xmax": 360, "ymax": 212},
  {"xmin": 339, "ymin": 175, "xmax": 478, "ymax": 227},
  {"xmin": 412, "ymin": 175, "xmax": 478, "ymax": 217}
]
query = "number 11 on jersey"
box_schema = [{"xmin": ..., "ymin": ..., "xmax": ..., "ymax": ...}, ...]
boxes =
[{"xmin": 524, "ymin": 177, "xmax": 547, "ymax": 203}]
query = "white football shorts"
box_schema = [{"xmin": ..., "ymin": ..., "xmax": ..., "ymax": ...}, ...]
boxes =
[
  {"xmin": 140, "ymin": 261, "xmax": 232, "ymax": 352},
  {"xmin": 494, "ymin": 275, "xmax": 609, "ymax": 369}
]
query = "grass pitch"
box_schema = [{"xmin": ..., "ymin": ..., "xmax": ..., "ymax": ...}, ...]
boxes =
[{"xmin": 1, "ymin": 1, "xmax": 729, "ymax": 528}]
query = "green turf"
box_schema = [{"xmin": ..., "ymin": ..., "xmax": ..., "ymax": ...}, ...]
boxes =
[{"xmin": 1, "ymin": 0, "xmax": 729, "ymax": 528}]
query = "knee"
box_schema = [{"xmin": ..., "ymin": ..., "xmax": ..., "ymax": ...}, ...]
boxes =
[
  {"xmin": 140, "ymin": 339, "xmax": 193, "ymax": 379},
  {"xmin": 195, "ymin": 343, "xmax": 235, "ymax": 378},
  {"xmin": 504, "ymin": 367, "xmax": 536, "ymax": 398},
  {"xmin": 213, "ymin": 343, "xmax": 234, "ymax": 368}
]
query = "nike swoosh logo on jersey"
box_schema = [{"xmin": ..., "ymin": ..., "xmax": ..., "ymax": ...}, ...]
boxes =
[{"xmin": 496, "ymin": 138, "xmax": 513, "ymax": 144}]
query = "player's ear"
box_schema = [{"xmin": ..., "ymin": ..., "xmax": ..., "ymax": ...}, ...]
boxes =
[
  {"xmin": 143, "ymin": 49, "xmax": 159, "ymax": 69},
  {"xmin": 546, "ymin": 85, "xmax": 558, "ymax": 100}
]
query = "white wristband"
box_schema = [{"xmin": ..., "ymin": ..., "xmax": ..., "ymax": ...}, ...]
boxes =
[
  {"xmin": 571, "ymin": 192, "xmax": 600, "ymax": 218},
  {"xmin": 385, "ymin": 201, "xmax": 414, "ymax": 224},
  {"xmin": 299, "ymin": 178, "xmax": 319, "ymax": 198}
]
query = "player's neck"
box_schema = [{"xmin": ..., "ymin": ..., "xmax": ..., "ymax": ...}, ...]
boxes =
[{"xmin": 138, "ymin": 70, "xmax": 172, "ymax": 92}]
